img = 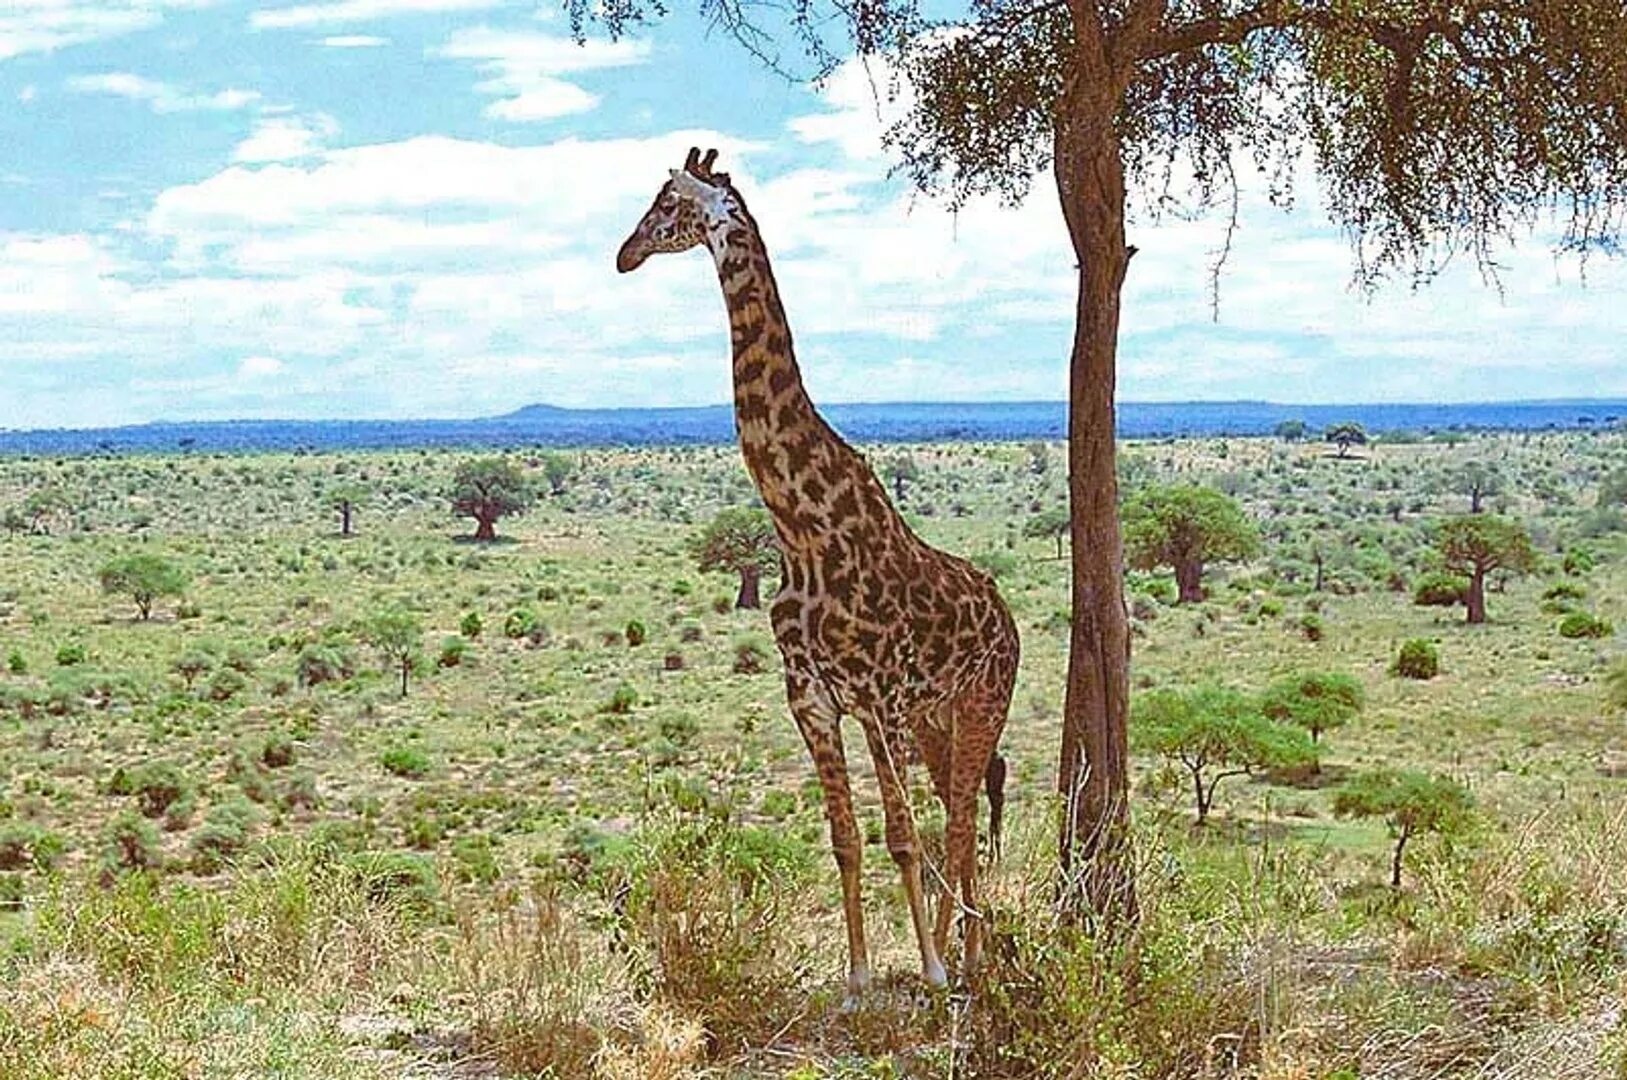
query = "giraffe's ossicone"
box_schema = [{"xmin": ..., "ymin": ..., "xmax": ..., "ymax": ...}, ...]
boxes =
[{"xmin": 618, "ymin": 148, "xmax": 1020, "ymax": 1003}]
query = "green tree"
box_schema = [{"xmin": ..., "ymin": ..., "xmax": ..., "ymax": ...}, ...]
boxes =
[
  {"xmin": 692, "ymin": 507, "xmax": 780, "ymax": 610},
  {"xmin": 327, "ymin": 481, "xmax": 371, "ymax": 538},
  {"xmin": 578, "ymin": 0, "xmax": 1627, "ymax": 920},
  {"xmin": 450, "ymin": 457, "xmax": 534, "ymax": 542},
  {"xmin": 1324, "ymin": 423, "xmax": 1369, "ymax": 459},
  {"xmin": 1259, "ymin": 671, "xmax": 1363, "ymax": 749},
  {"xmin": 1134, "ymin": 684, "xmax": 1314, "ymax": 825},
  {"xmin": 881, "ymin": 453, "xmax": 920, "ymax": 503},
  {"xmin": 364, "ymin": 606, "xmax": 423, "ymax": 698},
  {"xmin": 23, "ymin": 488, "xmax": 66, "ymax": 535},
  {"xmin": 1333, "ymin": 769, "xmax": 1473, "ymax": 888},
  {"xmin": 1122, "ymin": 485, "xmax": 1258, "ymax": 604},
  {"xmin": 1273, "ymin": 419, "xmax": 1309, "ymax": 443},
  {"xmin": 1435, "ymin": 515, "xmax": 1537, "ymax": 624},
  {"xmin": 98, "ymin": 553, "xmax": 189, "ymax": 621},
  {"xmin": 540, "ymin": 451, "xmax": 576, "ymax": 496},
  {"xmin": 1023, "ymin": 506, "xmax": 1071, "ymax": 559},
  {"xmin": 1451, "ymin": 460, "xmax": 1504, "ymax": 514}
]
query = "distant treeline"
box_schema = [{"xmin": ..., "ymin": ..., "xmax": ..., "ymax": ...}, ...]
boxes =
[{"xmin": 2, "ymin": 399, "xmax": 1623, "ymax": 456}]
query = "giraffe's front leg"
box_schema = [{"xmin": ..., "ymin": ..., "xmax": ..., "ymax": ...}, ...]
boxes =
[
  {"xmin": 862, "ymin": 719, "xmax": 948, "ymax": 991},
  {"xmin": 785, "ymin": 665, "xmax": 869, "ymax": 1004}
]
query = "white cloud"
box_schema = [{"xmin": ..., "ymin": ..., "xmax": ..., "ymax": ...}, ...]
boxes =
[
  {"xmin": 232, "ymin": 113, "xmax": 338, "ymax": 163},
  {"xmin": 67, "ymin": 72, "xmax": 260, "ymax": 112},
  {"xmin": 251, "ymin": 0, "xmax": 505, "ymax": 30},
  {"xmin": 435, "ymin": 26, "xmax": 649, "ymax": 121},
  {"xmin": 237, "ymin": 355, "xmax": 286, "ymax": 378},
  {"xmin": 0, "ymin": 1, "xmax": 211, "ymax": 62},
  {"xmin": 320, "ymin": 34, "xmax": 387, "ymax": 46},
  {"xmin": 18, "ymin": 84, "xmax": 36, "ymax": 103}
]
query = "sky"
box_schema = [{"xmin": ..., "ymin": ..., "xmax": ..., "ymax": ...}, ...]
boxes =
[{"xmin": 1, "ymin": 1, "xmax": 1624, "ymax": 429}]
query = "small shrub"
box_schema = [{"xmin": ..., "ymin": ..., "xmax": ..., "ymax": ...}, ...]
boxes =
[
  {"xmin": 452, "ymin": 834, "xmax": 501, "ymax": 884},
  {"xmin": 460, "ymin": 610, "xmax": 483, "ymax": 638},
  {"xmin": 55, "ymin": 641, "xmax": 87, "ymax": 666},
  {"xmin": 1413, "ymin": 571, "xmax": 1469, "ymax": 607},
  {"xmin": 5, "ymin": 649, "xmax": 24, "ymax": 675},
  {"xmin": 347, "ymin": 850, "xmax": 439, "ymax": 916},
  {"xmin": 99, "ymin": 811, "xmax": 163, "ymax": 880},
  {"xmin": 733, "ymin": 640, "xmax": 770, "ymax": 674},
  {"xmin": 438, "ymin": 636, "xmax": 469, "ymax": 668},
  {"xmin": 0, "ymin": 873, "xmax": 22, "ymax": 909},
  {"xmin": 259, "ymin": 734, "xmax": 296, "ymax": 768},
  {"xmin": 296, "ymin": 643, "xmax": 353, "ymax": 688},
  {"xmin": 1563, "ymin": 546, "xmax": 1596, "ymax": 575},
  {"xmin": 606, "ymin": 683, "xmax": 639, "ymax": 715},
  {"xmin": 381, "ymin": 745, "xmax": 433, "ymax": 779},
  {"xmin": 1298, "ymin": 613, "xmax": 1324, "ymax": 642},
  {"xmin": 625, "ymin": 619, "xmax": 647, "ymax": 647},
  {"xmin": 1392, "ymin": 638, "xmax": 1440, "ymax": 680},
  {"xmin": 206, "ymin": 667, "xmax": 247, "ymax": 702},
  {"xmin": 663, "ymin": 651, "xmax": 685, "ymax": 671},
  {"xmin": 1558, "ymin": 611, "xmax": 1614, "ymax": 639},
  {"xmin": 504, "ymin": 608, "xmax": 539, "ymax": 640},
  {"xmin": 1543, "ymin": 581, "xmax": 1587, "ymax": 601},
  {"xmin": 0, "ymin": 823, "xmax": 66, "ymax": 871},
  {"xmin": 658, "ymin": 712, "xmax": 700, "ymax": 750}
]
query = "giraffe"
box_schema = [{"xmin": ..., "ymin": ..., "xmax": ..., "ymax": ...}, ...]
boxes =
[{"xmin": 617, "ymin": 148, "xmax": 1020, "ymax": 1001}]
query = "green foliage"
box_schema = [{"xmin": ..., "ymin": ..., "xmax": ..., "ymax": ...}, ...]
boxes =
[
  {"xmin": 1563, "ymin": 546, "xmax": 1597, "ymax": 575},
  {"xmin": 437, "ymin": 635, "xmax": 469, "ymax": 668},
  {"xmin": 1542, "ymin": 581, "xmax": 1587, "ymax": 602},
  {"xmin": 1022, "ymin": 506, "xmax": 1070, "ymax": 557},
  {"xmin": 1557, "ymin": 611, "xmax": 1613, "ymax": 639},
  {"xmin": 1334, "ymin": 769, "xmax": 1474, "ymax": 887},
  {"xmin": 450, "ymin": 457, "xmax": 534, "ymax": 540},
  {"xmin": 1392, "ymin": 639, "xmax": 1441, "ymax": 680},
  {"xmin": 1133, "ymin": 684, "xmax": 1315, "ymax": 823},
  {"xmin": 0, "ymin": 823, "xmax": 67, "ymax": 871},
  {"xmin": 459, "ymin": 610, "xmax": 483, "ymax": 638},
  {"xmin": 605, "ymin": 682, "xmax": 639, "ymax": 715},
  {"xmin": 1122, "ymin": 484, "xmax": 1259, "ymax": 602},
  {"xmin": 1598, "ymin": 467, "xmax": 1627, "ymax": 509},
  {"xmin": 1325, "ymin": 423, "xmax": 1368, "ymax": 456},
  {"xmin": 97, "ymin": 553, "xmax": 189, "ymax": 620},
  {"xmin": 5, "ymin": 648, "xmax": 24, "ymax": 675},
  {"xmin": 1274, "ymin": 419, "xmax": 1308, "ymax": 442},
  {"xmin": 1435, "ymin": 515, "xmax": 1538, "ymax": 577},
  {"xmin": 1259, "ymin": 671, "xmax": 1364, "ymax": 744},
  {"xmin": 363, "ymin": 605, "xmax": 424, "ymax": 696},
  {"xmin": 295, "ymin": 643, "xmax": 353, "ymax": 688},
  {"xmin": 503, "ymin": 608, "xmax": 539, "ymax": 640},
  {"xmin": 205, "ymin": 667, "xmax": 247, "ymax": 702},
  {"xmin": 99, "ymin": 810, "xmax": 163, "ymax": 880},
  {"xmin": 380, "ymin": 745, "xmax": 432, "ymax": 779},
  {"xmin": 691, "ymin": 507, "xmax": 778, "ymax": 575},
  {"xmin": 624, "ymin": 619, "xmax": 646, "ymax": 647},
  {"xmin": 1413, "ymin": 571, "xmax": 1470, "ymax": 607},
  {"xmin": 55, "ymin": 641, "xmax": 87, "ymax": 666}
]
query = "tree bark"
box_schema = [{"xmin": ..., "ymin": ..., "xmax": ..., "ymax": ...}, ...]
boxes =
[
  {"xmin": 736, "ymin": 564, "xmax": 762, "ymax": 610},
  {"xmin": 1465, "ymin": 569, "xmax": 1487, "ymax": 624},
  {"xmin": 1175, "ymin": 559, "xmax": 1204, "ymax": 604},
  {"xmin": 1391, "ymin": 827, "xmax": 1411, "ymax": 889},
  {"xmin": 340, "ymin": 503, "xmax": 354, "ymax": 537},
  {"xmin": 473, "ymin": 516, "xmax": 497, "ymax": 542},
  {"xmin": 1054, "ymin": 88, "xmax": 1135, "ymax": 925},
  {"xmin": 400, "ymin": 659, "xmax": 410, "ymax": 698}
]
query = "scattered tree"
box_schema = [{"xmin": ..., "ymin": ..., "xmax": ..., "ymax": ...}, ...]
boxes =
[
  {"xmin": 1260, "ymin": 671, "xmax": 1363, "ymax": 755},
  {"xmin": 1334, "ymin": 770, "xmax": 1473, "ymax": 888},
  {"xmin": 98, "ymin": 554, "xmax": 189, "ymax": 621},
  {"xmin": 364, "ymin": 606, "xmax": 423, "ymax": 698},
  {"xmin": 1273, "ymin": 419, "xmax": 1309, "ymax": 443},
  {"xmin": 540, "ymin": 451, "xmax": 577, "ymax": 496},
  {"xmin": 1450, "ymin": 460, "xmax": 1504, "ymax": 514},
  {"xmin": 692, "ymin": 507, "xmax": 780, "ymax": 610},
  {"xmin": 1134, "ymin": 685, "xmax": 1314, "ymax": 825},
  {"xmin": 1123, "ymin": 485, "xmax": 1259, "ymax": 604},
  {"xmin": 576, "ymin": 0, "xmax": 1627, "ymax": 920},
  {"xmin": 1023, "ymin": 507, "xmax": 1071, "ymax": 559},
  {"xmin": 1025, "ymin": 441, "xmax": 1051, "ymax": 475},
  {"xmin": 450, "ymin": 457, "xmax": 534, "ymax": 541},
  {"xmin": 327, "ymin": 482, "xmax": 371, "ymax": 538},
  {"xmin": 1324, "ymin": 423, "xmax": 1369, "ymax": 460},
  {"xmin": 1434, "ymin": 515, "xmax": 1537, "ymax": 624},
  {"xmin": 881, "ymin": 453, "xmax": 920, "ymax": 503}
]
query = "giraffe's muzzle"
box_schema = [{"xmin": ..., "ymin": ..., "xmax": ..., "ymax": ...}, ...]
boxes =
[{"xmin": 615, "ymin": 233, "xmax": 648, "ymax": 273}]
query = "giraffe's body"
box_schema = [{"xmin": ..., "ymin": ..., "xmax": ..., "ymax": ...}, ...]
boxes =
[{"xmin": 618, "ymin": 149, "xmax": 1019, "ymax": 999}]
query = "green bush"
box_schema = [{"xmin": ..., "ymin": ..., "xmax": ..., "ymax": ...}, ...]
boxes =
[
  {"xmin": 380, "ymin": 745, "xmax": 432, "ymax": 779},
  {"xmin": 1562, "ymin": 546, "xmax": 1596, "ymax": 575},
  {"xmin": 206, "ymin": 667, "xmax": 247, "ymax": 702},
  {"xmin": 1413, "ymin": 571, "xmax": 1469, "ymax": 607},
  {"xmin": 1298, "ymin": 613, "xmax": 1325, "ymax": 642},
  {"xmin": 732, "ymin": 640, "xmax": 771, "ymax": 674},
  {"xmin": 0, "ymin": 823, "xmax": 66, "ymax": 871},
  {"xmin": 1558, "ymin": 611, "xmax": 1613, "ymax": 639},
  {"xmin": 503, "ymin": 608, "xmax": 539, "ymax": 640},
  {"xmin": 99, "ymin": 811, "xmax": 163, "ymax": 880},
  {"xmin": 605, "ymin": 683, "xmax": 639, "ymax": 715},
  {"xmin": 55, "ymin": 641, "xmax": 87, "ymax": 666},
  {"xmin": 460, "ymin": 610, "xmax": 483, "ymax": 638},
  {"xmin": 624, "ymin": 619, "xmax": 647, "ymax": 647},
  {"xmin": 437, "ymin": 636, "xmax": 469, "ymax": 668},
  {"xmin": 1543, "ymin": 580, "xmax": 1587, "ymax": 601},
  {"xmin": 296, "ymin": 643, "xmax": 353, "ymax": 688},
  {"xmin": 0, "ymin": 872, "xmax": 22, "ymax": 909},
  {"xmin": 1392, "ymin": 638, "xmax": 1441, "ymax": 680},
  {"xmin": 5, "ymin": 649, "xmax": 24, "ymax": 675},
  {"xmin": 346, "ymin": 850, "xmax": 439, "ymax": 916},
  {"xmin": 451, "ymin": 834, "xmax": 501, "ymax": 884}
]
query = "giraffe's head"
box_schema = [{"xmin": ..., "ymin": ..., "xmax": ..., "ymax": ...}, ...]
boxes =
[{"xmin": 616, "ymin": 147, "xmax": 740, "ymax": 273}]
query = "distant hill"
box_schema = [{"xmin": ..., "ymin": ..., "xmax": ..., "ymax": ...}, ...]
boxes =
[{"xmin": 1, "ymin": 399, "xmax": 1623, "ymax": 456}]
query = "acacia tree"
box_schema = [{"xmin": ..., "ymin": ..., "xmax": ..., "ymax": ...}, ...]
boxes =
[
  {"xmin": 1435, "ymin": 515, "xmax": 1537, "ymax": 624},
  {"xmin": 1024, "ymin": 506, "xmax": 1071, "ymax": 559},
  {"xmin": 1334, "ymin": 769, "xmax": 1472, "ymax": 888},
  {"xmin": 1122, "ymin": 484, "xmax": 1258, "ymax": 603},
  {"xmin": 881, "ymin": 453, "xmax": 921, "ymax": 503},
  {"xmin": 1451, "ymin": 460, "xmax": 1504, "ymax": 514},
  {"xmin": 1324, "ymin": 423, "xmax": 1369, "ymax": 460},
  {"xmin": 575, "ymin": 0, "xmax": 1627, "ymax": 917},
  {"xmin": 365, "ymin": 606, "xmax": 423, "ymax": 698},
  {"xmin": 692, "ymin": 507, "xmax": 781, "ymax": 609},
  {"xmin": 328, "ymin": 482, "xmax": 371, "ymax": 538},
  {"xmin": 450, "ymin": 458, "xmax": 534, "ymax": 542},
  {"xmin": 99, "ymin": 554, "xmax": 189, "ymax": 621}
]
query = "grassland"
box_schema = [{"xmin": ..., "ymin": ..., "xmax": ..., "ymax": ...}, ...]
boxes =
[{"xmin": 0, "ymin": 430, "xmax": 1624, "ymax": 1078}]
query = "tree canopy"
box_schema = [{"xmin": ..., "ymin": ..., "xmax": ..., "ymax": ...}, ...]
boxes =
[
  {"xmin": 1023, "ymin": 506, "xmax": 1071, "ymax": 559},
  {"xmin": 1259, "ymin": 670, "xmax": 1363, "ymax": 746},
  {"xmin": 692, "ymin": 507, "xmax": 780, "ymax": 609},
  {"xmin": 1334, "ymin": 769, "xmax": 1473, "ymax": 888},
  {"xmin": 1325, "ymin": 423, "xmax": 1369, "ymax": 459},
  {"xmin": 364, "ymin": 606, "xmax": 424, "ymax": 697},
  {"xmin": 450, "ymin": 458, "xmax": 535, "ymax": 542},
  {"xmin": 327, "ymin": 481, "xmax": 371, "ymax": 538},
  {"xmin": 1434, "ymin": 514, "xmax": 1537, "ymax": 623},
  {"xmin": 1122, "ymin": 484, "xmax": 1259, "ymax": 603},
  {"xmin": 1449, "ymin": 460, "xmax": 1504, "ymax": 514},
  {"xmin": 98, "ymin": 553, "xmax": 189, "ymax": 621}
]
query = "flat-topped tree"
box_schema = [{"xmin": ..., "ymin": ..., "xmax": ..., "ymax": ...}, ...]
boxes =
[
  {"xmin": 1325, "ymin": 423, "xmax": 1369, "ymax": 460},
  {"xmin": 1334, "ymin": 769, "xmax": 1473, "ymax": 888},
  {"xmin": 1450, "ymin": 460, "xmax": 1504, "ymax": 514},
  {"xmin": 692, "ymin": 506, "xmax": 780, "ymax": 609},
  {"xmin": 573, "ymin": 0, "xmax": 1627, "ymax": 919},
  {"xmin": 1435, "ymin": 514, "xmax": 1537, "ymax": 624},
  {"xmin": 1123, "ymin": 484, "xmax": 1258, "ymax": 604},
  {"xmin": 99, "ymin": 554, "xmax": 188, "ymax": 621}
]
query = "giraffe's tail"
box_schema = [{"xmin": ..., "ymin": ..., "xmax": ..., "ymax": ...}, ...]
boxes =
[{"xmin": 984, "ymin": 752, "xmax": 1008, "ymax": 863}]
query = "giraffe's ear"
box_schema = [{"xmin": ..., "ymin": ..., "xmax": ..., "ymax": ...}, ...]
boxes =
[{"xmin": 668, "ymin": 169, "xmax": 680, "ymax": 181}]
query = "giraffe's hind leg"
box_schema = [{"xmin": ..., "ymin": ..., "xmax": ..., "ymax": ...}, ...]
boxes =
[
  {"xmin": 945, "ymin": 678, "xmax": 1014, "ymax": 976},
  {"xmin": 860, "ymin": 718, "xmax": 947, "ymax": 990}
]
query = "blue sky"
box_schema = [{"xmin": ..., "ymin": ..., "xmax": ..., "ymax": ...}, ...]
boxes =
[{"xmin": 1, "ymin": 0, "xmax": 1624, "ymax": 429}]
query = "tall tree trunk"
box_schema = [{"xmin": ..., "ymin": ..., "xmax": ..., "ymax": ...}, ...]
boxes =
[
  {"xmin": 400, "ymin": 660, "xmax": 410, "ymax": 698},
  {"xmin": 1391, "ymin": 827, "xmax": 1411, "ymax": 889},
  {"xmin": 340, "ymin": 503, "xmax": 353, "ymax": 537},
  {"xmin": 1470, "ymin": 488, "xmax": 1483, "ymax": 514},
  {"xmin": 1054, "ymin": 96, "xmax": 1135, "ymax": 925},
  {"xmin": 1465, "ymin": 570, "xmax": 1487, "ymax": 624},
  {"xmin": 474, "ymin": 516, "xmax": 497, "ymax": 542},
  {"xmin": 736, "ymin": 564, "xmax": 762, "ymax": 610},
  {"xmin": 1174, "ymin": 560, "xmax": 1203, "ymax": 604}
]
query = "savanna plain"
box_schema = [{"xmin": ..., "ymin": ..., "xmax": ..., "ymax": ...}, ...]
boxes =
[{"xmin": 0, "ymin": 429, "xmax": 1624, "ymax": 1079}]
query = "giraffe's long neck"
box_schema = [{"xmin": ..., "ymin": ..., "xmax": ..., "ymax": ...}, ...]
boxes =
[{"xmin": 707, "ymin": 209, "xmax": 825, "ymax": 516}]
